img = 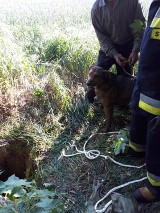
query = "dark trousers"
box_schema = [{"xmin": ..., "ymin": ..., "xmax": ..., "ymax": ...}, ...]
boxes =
[
  {"xmin": 96, "ymin": 40, "xmax": 134, "ymax": 75},
  {"xmin": 130, "ymin": 110, "xmax": 160, "ymax": 177}
]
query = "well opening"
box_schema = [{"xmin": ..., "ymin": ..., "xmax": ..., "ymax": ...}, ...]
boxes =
[{"xmin": 0, "ymin": 140, "xmax": 32, "ymax": 181}]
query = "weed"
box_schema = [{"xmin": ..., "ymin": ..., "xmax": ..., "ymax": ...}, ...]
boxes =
[
  {"xmin": 112, "ymin": 128, "xmax": 129, "ymax": 155},
  {"xmin": 0, "ymin": 175, "xmax": 64, "ymax": 213}
]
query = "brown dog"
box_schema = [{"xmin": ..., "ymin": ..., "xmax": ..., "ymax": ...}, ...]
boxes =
[{"xmin": 86, "ymin": 66, "xmax": 135, "ymax": 132}]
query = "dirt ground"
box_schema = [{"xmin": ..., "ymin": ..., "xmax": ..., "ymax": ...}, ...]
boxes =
[{"xmin": 43, "ymin": 106, "xmax": 160, "ymax": 213}]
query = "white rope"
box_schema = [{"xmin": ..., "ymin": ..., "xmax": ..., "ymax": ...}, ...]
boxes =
[
  {"xmin": 60, "ymin": 132, "xmax": 146, "ymax": 213},
  {"xmin": 95, "ymin": 177, "xmax": 147, "ymax": 213},
  {"xmin": 61, "ymin": 132, "xmax": 145, "ymax": 169}
]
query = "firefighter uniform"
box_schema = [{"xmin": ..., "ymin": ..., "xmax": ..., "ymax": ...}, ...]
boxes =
[{"xmin": 129, "ymin": 0, "xmax": 160, "ymax": 199}]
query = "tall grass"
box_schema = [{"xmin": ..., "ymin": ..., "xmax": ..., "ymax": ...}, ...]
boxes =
[
  {"xmin": 0, "ymin": 0, "xmax": 98, "ymax": 121},
  {"xmin": 0, "ymin": 1, "xmax": 97, "ymax": 184},
  {"xmin": 0, "ymin": 0, "xmax": 150, "ymax": 85},
  {"xmin": 0, "ymin": 0, "xmax": 151, "ymax": 164}
]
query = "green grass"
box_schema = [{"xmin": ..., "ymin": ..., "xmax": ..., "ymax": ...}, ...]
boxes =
[{"xmin": 1, "ymin": 0, "xmax": 159, "ymax": 212}]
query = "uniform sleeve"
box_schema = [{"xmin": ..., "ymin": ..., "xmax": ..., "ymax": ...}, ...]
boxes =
[
  {"xmin": 91, "ymin": 8, "xmax": 118, "ymax": 57},
  {"xmin": 132, "ymin": 0, "xmax": 146, "ymax": 52}
]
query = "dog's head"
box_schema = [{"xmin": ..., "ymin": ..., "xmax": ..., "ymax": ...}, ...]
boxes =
[{"xmin": 86, "ymin": 66, "xmax": 112, "ymax": 87}]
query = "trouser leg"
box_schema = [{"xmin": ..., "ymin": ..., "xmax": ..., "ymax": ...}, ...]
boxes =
[
  {"xmin": 129, "ymin": 110, "xmax": 147, "ymax": 153},
  {"xmin": 115, "ymin": 40, "xmax": 134, "ymax": 75},
  {"xmin": 133, "ymin": 114, "xmax": 160, "ymax": 201},
  {"xmin": 96, "ymin": 50, "xmax": 115, "ymax": 70},
  {"xmin": 96, "ymin": 41, "xmax": 134, "ymax": 75},
  {"xmin": 145, "ymin": 115, "xmax": 160, "ymax": 195},
  {"xmin": 116, "ymin": 63, "xmax": 132, "ymax": 76},
  {"xmin": 134, "ymin": 115, "xmax": 160, "ymax": 198}
]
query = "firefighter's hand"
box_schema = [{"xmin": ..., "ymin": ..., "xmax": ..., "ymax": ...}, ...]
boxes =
[
  {"xmin": 114, "ymin": 53, "xmax": 127, "ymax": 67},
  {"xmin": 128, "ymin": 51, "xmax": 138, "ymax": 65}
]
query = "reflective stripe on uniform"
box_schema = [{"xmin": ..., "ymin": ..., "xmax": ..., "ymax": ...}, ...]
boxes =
[
  {"xmin": 139, "ymin": 93, "xmax": 160, "ymax": 115},
  {"xmin": 147, "ymin": 172, "xmax": 160, "ymax": 186},
  {"xmin": 150, "ymin": 8, "xmax": 160, "ymax": 28},
  {"xmin": 151, "ymin": 17, "xmax": 160, "ymax": 28},
  {"xmin": 129, "ymin": 141, "xmax": 146, "ymax": 152}
]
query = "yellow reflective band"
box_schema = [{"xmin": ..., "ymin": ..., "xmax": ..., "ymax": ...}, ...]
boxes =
[
  {"xmin": 150, "ymin": 17, "xmax": 160, "ymax": 28},
  {"xmin": 147, "ymin": 173, "xmax": 160, "ymax": 187},
  {"xmin": 139, "ymin": 100, "xmax": 160, "ymax": 115},
  {"xmin": 129, "ymin": 141, "xmax": 145, "ymax": 152},
  {"xmin": 151, "ymin": 28, "xmax": 160, "ymax": 40}
]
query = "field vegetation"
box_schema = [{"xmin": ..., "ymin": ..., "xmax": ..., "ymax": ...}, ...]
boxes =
[{"xmin": 0, "ymin": 0, "xmax": 159, "ymax": 212}]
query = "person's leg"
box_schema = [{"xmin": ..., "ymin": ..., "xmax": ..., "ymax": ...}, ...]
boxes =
[
  {"xmin": 86, "ymin": 50, "xmax": 115, "ymax": 103},
  {"xmin": 134, "ymin": 115, "xmax": 160, "ymax": 203},
  {"xmin": 96, "ymin": 50, "xmax": 115, "ymax": 70},
  {"xmin": 129, "ymin": 110, "xmax": 147, "ymax": 156},
  {"xmin": 115, "ymin": 40, "xmax": 134, "ymax": 75},
  {"xmin": 116, "ymin": 63, "xmax": 132, "ymax": 76},
  {"xmin": 146, "ymin": 115, "xmax": 160, "ymax": 179}
]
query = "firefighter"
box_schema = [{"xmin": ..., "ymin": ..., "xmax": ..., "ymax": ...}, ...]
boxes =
[{"xmin": 129, "ymin": 0, "xmax": 160, "ymax": 203}]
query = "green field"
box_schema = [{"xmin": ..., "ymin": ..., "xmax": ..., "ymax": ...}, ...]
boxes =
[{"xmin": 1, "ymin": 0, "xmax": 159, "ymax": 212}]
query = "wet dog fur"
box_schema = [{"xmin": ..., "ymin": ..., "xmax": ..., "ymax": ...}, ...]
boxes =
[{"xmin": 86, "ymin": 66, "xmax": 135, "ymax": 132}]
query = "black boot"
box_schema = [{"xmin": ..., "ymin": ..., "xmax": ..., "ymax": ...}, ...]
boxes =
[{"xmin": 134, "ymin": 179, "xmax": 160, "ymax": 203}]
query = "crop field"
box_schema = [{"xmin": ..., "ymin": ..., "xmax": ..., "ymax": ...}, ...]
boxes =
[{"xmin": 0, "ymin": 0, "xmax": 159, "ymax": 212}]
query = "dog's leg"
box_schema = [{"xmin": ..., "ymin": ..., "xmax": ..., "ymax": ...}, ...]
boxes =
[{"xmin": 102, "ymin": 106, "xmax": 113, "ymax": 132}]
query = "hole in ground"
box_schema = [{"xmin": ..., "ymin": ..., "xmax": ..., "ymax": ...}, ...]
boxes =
[{"xmin": 0, "ymin": 140, "xmax": 33, "ymax": 181}]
